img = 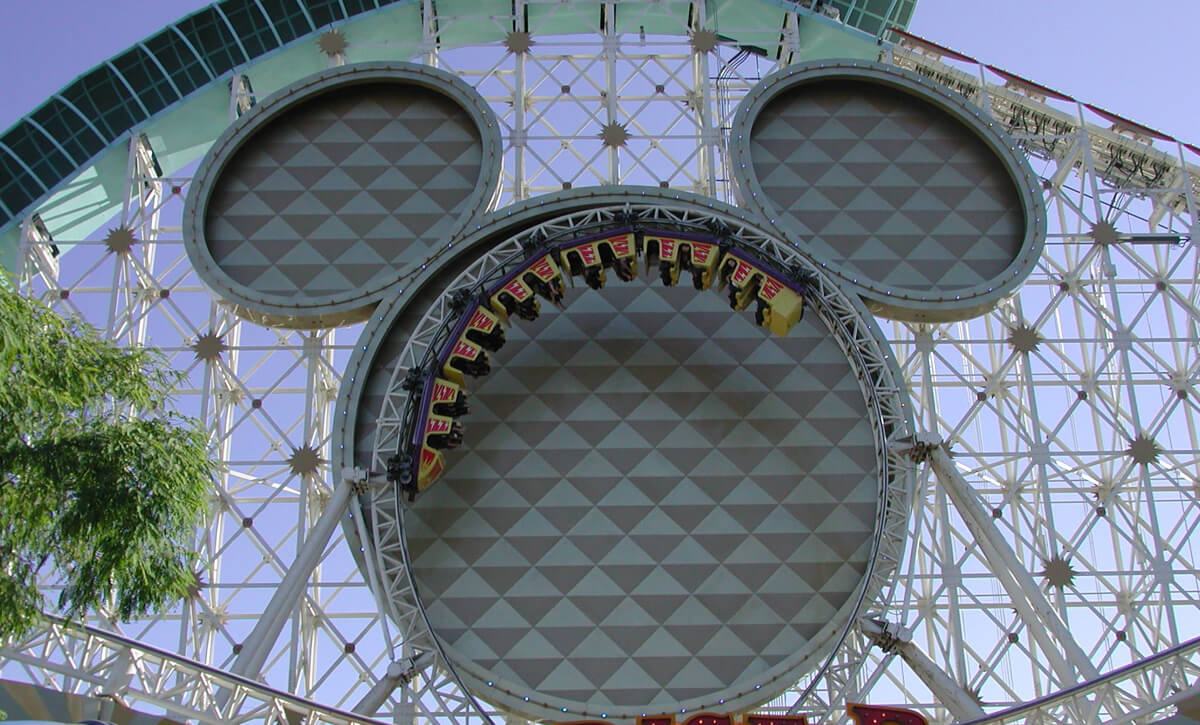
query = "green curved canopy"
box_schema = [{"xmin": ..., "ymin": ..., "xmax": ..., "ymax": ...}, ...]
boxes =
[{"xmin": 0, "ymin": 0, "xmax": 915, "ymax": 271}]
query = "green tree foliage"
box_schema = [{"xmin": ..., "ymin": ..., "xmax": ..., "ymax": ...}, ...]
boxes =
[{"xmin": 0, "ymin": 285, "xmax": 214, "ymax": 640}]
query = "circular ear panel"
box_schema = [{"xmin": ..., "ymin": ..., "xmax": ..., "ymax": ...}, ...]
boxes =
[
  {"xmin": 731, "ymin": 61, "xmax": 1045, "ymax": 322},
  {"xmin": 334, "ymin": 189, "xmax": 916, "ymax": 721},
  {"xmin": 184, "ymin": 62, "xmax": 501, "ymax": 328}
]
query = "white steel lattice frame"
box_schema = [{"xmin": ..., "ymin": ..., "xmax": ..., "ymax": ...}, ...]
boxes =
[
  {"xmin": 3, "ymin": 3, "xmax": 1200, "ymax": 724},
  {"xmin": 356, "ymin": 200, "xmax": 915, "ymax": 721}
]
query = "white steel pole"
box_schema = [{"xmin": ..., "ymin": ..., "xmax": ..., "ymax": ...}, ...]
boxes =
[
  {"xmin": 692, "ymin": 0, "xmax": 716, "ymax": 198},
  {"xmin": 923, "ymin": 441, "xmax": 1101, "ymax": 686},
  {"xmin": 603, "ymin": 1, "xmax": 619, "ymax": 183},
  {"xmin": 353, "ymin": 652, "xmax": 435, "ymax": 716},
  {"xmin": 860, "ymin": 619, "xmax": 985, "ymax": 722},
  {"xmin": 229, "ymin": 469, "xmax": 363, "ymax": 681}
]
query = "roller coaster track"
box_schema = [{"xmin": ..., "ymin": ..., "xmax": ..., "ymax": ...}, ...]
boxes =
[
  {"xmin": 960, "ymin": 633, "xmax": 1200, "ymax": 725},
  {"xmin": 886, "ymin": 31, "xmax": 1200, "ymax": 231},
  {"xmin": 3, "ymin": 617, "xmax": 1197, "ymax": 724},
  {"xmin": 0, "ymin": 615, "xmax": 390, "ymax": 725}
]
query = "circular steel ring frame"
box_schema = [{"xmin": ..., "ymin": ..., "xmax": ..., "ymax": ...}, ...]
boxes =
[
  {"xmin": 335, "ymin": 188, "xmax": 916, "ymax": 722},
  {"xmin": 184, "ymin": 61, "xmax": 503, "ymax": 328},
  {"xmin": 730, "ymin": 60, "xmax": 1046, "ymax": 322}
]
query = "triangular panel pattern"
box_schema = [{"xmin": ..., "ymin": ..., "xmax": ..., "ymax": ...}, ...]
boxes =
[
  {"xmin": 750, "ymin": 79, "xmax": 1024, "ymax": 293},
  {"xmin": 205, "ymin": 82, "xmax": 484, "ymax": 299},
  {"xmin": 408, "ymin": 280, "xmax": 879, "ymax": 711}
]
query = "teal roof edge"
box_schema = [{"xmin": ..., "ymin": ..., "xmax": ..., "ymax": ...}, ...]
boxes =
[
  {"xmin": 0, "ymin": 0, "xmax": 407, "ymax": 240},
  {"xmin": 0, "ymin": 0, "xmax": 915, "ymax": 263}
]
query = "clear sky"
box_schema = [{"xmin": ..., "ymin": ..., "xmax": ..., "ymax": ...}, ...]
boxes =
[
  {"xmin": 0, "ymin": 0, "xmax": 1197, "ymax": 143},
  {"xmin": 907, "ymin": 0, "xmax": 1200, "ymax": 144}
]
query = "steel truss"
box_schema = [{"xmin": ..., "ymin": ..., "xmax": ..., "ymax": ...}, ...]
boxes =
[
  {"xmin": 3, "ymin": 2, "xmax": 1200, "ymax": 724},
  {"xmin": 357, "ymin": 201, "xmax": 914, "ymax": 722}
]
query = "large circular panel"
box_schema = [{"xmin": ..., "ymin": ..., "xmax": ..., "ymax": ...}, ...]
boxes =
[
  {"xmin": 184, "ymin": 62, "xmax": 501, "ymax": 328},
  {"xmin": 409, "ymin": 282, "xmax": 876, "ymax": 714},
  {"xmin": 336, "ymin": 190, "xmax": 915, "ymax": 722},
  {"xmin": 731, "ymin": 61, "xmax": 1045, "ymax": 322}
]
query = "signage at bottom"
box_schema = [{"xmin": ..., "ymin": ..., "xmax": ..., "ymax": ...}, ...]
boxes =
[{"xmin": 563, "ymin": 704, "xmax": 927, "ymax": 725}]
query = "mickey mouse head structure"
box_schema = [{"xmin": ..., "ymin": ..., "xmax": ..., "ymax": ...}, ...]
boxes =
[{"xmin": 184, "ymin": 59, "xmax": 1044, "ymax": 723}]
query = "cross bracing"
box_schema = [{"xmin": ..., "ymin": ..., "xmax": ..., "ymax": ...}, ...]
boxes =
[
  {"xmin": 0, "ymin": 0, "xmax": 914, "ymax": 267},
  {"xmin": 2, "ymin": 1, "xmax": 1199, "ymax": 724}
]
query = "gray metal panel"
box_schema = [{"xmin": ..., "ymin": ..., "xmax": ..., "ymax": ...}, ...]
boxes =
[
  {"xmin": 333, "ymin": 188, "xmax": 918, "ymax": 720},
  {"xmin": 730, "ymin": 61, "xmax": 1046, "ymax": 322},
  {"xmin": 184, "ymin": 62, "xmax": 502, "ymax": 327},
  {"xmin": 409, "ymin": 280, "xmax": 876, "ymax": 712},
  {"xmin": 205, "ymin": 83, "xmax": 482, "ymax": 296}
]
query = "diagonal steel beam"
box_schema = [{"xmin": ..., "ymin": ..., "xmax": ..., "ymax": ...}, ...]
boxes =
[
  {"xmin": 918, "ymin": 438, "xmax": 1101, "ymax": 686},
  {"xmin": 862, "ymin": 619, "xmax": 986, "ymax": 722}
]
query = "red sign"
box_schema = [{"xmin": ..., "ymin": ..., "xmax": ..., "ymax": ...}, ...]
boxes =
[
  {"xmin": 562, "ymin": 705, "xmax": 926, "ymax": 725},
  {"xmin": 467, "ymin": 308, "xmax": 496, "ymax": 332},
  {"xmin": 691, "ymin": 242, "xmax": 714, "ymax": 264},
  {"xmin": 607, "ymin": 234, "xmax": 634, "ymax": 257},
  {"xmin": 432, "ymin": 380, "xmax": 458, "ymax": 402},
  {"xmin": 572, "ymin": 243, "xmax": 600, "ymax": 266},
  {"xmin": 451, "ymin": 338, "xmax": 482, "ymax": 359},
  {"xmin": 503, "ymin": 278, "xmax": 532, "ymax": 301},
  {"xmin": 530, "ymin": 255, "xmax": 558, "ymax": 281},
  {"xmin": 729, "ymin": 258, "xmax": 754, "ymax": 285},
  {"xmin": 419, "ymin": 446, "xmax": 444, "ymax": 483},
  {"xmin": 653, "ymin": 236, "xmax": 717, "ymax": 265},
  {"xmin": 759, "ymin": 275, "xmax": 783, "ymax": 301}
]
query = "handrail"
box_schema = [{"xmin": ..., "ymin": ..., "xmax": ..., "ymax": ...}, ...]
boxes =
[
  {"xmin": 959, "ymin": 634, "xmax": 1200, "ymax": 724},
  {"xmin": 1, "ymin": 615, "xmax": 393, "ymax": 725}
]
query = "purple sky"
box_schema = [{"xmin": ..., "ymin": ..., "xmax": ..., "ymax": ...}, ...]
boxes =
[
  {"xmin": 0, "ymin": 0, "xmax": 1197, "ymax": 141},
  {"xmin": 910, "ymin": 0, "xmax": 1200, "ymax": 144}
]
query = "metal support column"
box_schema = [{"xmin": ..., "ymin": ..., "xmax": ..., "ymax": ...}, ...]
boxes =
[
  {"xmin": 691, "ymin": 0, "xmax": 716, "ymax": 197},
  {"xmin": 421, "ymin": 0, "xmax": 438, "ymax": 67},
  {"xmin": 512, "ymin": 0, "xmax": 528, "ymax": 201},
  {"xmin": 229, "ymin": 468, "xmax": 365, "ymax": 680},
  {"xmin": 19, "ymin": 214, "xmax": 58, "ymax": 289},
  {"xmin": 603, "ymin": 1, "xmax": 619, "ymax": 183},
  {"xmin": 861, "ymin": 620, "xmax": 985, "ymax": 722},
  {"xmin": 353, "ymin": 652, "xmax": 435, "ymax": 715},
  {"xmin": 920, "ymin": 440, "xmax": 1101, "ymax": 686}
]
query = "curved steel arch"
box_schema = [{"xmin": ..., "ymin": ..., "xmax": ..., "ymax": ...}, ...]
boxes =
[
  {"xmin": 2, "ymin": 3, "xmax": 1200, "ymax": 725},
  {"xmin": 335, "ymin": 193, "xmax": 916, "ymax": 720},
  {"xmin": 0, "ymin": 0, "xmax": 915, "ymax": 266}
]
